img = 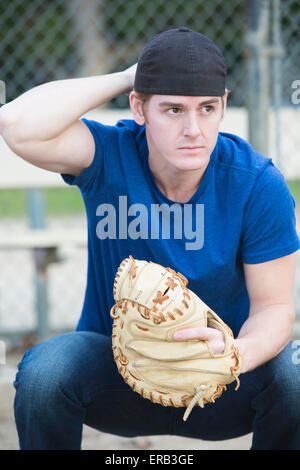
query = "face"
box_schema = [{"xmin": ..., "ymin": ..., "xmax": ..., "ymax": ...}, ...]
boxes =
[{"xmin": 131, "ymin": 93, "xmax": 226, "ymax": 173}]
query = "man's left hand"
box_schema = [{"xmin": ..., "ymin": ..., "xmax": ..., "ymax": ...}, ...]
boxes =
[{"xmin": 173, "ymin": 327, "xmax": 225, "ymax": 355}]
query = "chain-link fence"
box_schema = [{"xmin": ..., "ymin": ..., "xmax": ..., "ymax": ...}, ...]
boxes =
[
  {"xmin": 0, "ymin": 0, "xmax": 300, "ymax": 341},
  {"xmin": 0, "ymin": 217, "xmax": 86, "ymax": 338},
  {"xmin": 1, "ymin": 0, "xmax": 247, "ymax": 106},
  {"xmin": 275, "ymin": 0, "xmax": 300, "ymax": 177}
]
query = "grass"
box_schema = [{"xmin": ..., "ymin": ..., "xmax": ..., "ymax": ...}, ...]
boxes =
[
  {"xmin": 0, "ymin": 187, "xmax": 84, "ymax": 218},
  {"xmin": 287, "ymin": 180, "xmax": 300, "ymax": 203},
  {"xmin": 0, "ymin": 180, "xmax": 300, "ymax": 219}
]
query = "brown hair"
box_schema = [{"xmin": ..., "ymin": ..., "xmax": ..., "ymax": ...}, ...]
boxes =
[
  {"xmin": 133, "ymin": 91, "xmax": 153, "ymax": 122},
  {"xmin": 133, "ymin": 91, "xmax": 152, "ymax": 104}
]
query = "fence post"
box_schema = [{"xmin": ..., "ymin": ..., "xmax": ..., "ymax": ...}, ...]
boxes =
[
  {"xmin": 245, "ymin": 0, "xmax": 271, "ymax": 157},
  {"xmin": 271, "ymin": 0, "xmax": 283, "ymax": 171},
  {"xmin": 0, "ymin": 80, "xmax": 5, "ymax": 105},
  {"xmin": 27, "ymin": 189, "xmax": 49, "ymax": 341}
]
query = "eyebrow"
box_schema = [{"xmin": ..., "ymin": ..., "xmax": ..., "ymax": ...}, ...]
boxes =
[{"xmin": 158, "ymin": 98, "xmax": 220, "ymax": 108}]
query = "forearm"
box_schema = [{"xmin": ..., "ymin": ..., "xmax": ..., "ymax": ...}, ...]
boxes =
[
  {"xmin": 236, "ymin": 303, "xmax": 295, "ymax": 373},
  {"xmin": 0, "ymin": 71, "xmax": 131, "ymax": 142}
]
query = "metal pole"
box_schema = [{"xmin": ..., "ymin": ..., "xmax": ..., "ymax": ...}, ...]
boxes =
[
  {"xmin": 272, "ymin": 0, "xmax": 282, "ymax": 171},
  {"xmin": 246, "ymin": 0, "xmax": 271, "ymax": 157},
  {"xmin": 26, "ymin": 189, "xmax": 49, "ymax": 340},
  {"xmin": 27, "ymin": 189, "xmax": 46, "ymax": 230}
]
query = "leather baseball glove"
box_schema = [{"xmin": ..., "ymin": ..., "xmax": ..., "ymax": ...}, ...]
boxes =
[{"xmin": 110, "ymin": 255, "xmax": 243, "ymax": 421}]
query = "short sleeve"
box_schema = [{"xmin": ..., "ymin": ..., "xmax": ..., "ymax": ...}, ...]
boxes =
[
  {"xmin": 241, "ymin": 163, "xmax": 300, "ymax": 264},
  {"xmin": 61, "ymin": 118, "xmax": 106, "ymax": 194}
]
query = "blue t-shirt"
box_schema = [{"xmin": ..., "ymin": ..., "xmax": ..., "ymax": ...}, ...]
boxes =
[{"xmin": 61, "ymin": 118, "xmax": 299, "ymax": 338}]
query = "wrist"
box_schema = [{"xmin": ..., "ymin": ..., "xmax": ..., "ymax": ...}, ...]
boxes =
[
  {"xmin": 235, "ymin": 338, "xmax": 251, "ymax": 374},
  {"xmin": 121, "ymin": 63, "xmax": 137, "ymax": 94}
]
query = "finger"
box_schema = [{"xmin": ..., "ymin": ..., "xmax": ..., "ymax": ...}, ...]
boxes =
[{"xmin": 173, "ymin": 327, "xmax": 218, "ymax": 341}]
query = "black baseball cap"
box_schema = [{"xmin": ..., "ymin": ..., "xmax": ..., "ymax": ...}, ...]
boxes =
[{"xmin": 134, "ymin": 27, "xmax": 226, "ymax": 96}]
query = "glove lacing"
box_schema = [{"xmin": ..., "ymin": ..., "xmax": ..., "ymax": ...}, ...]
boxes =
[{"xmin": 183, "ymin": 385, "xmax": 208, "ymax": 421}]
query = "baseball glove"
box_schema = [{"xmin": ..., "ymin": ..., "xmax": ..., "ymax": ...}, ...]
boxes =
[{"xmin": 110, "ymin": 255, "xmax": 243, "ymax": 421}]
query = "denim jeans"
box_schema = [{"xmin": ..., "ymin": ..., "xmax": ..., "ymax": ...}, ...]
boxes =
[{"xmin": 13, "ymin": 331, "xmax": 300, "ymax": 450}]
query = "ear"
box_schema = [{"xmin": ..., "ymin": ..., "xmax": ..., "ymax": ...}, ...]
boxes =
[
  {"xmin": 220, "ymin": 90, "xmax": 228, "ymax": 121},
  {"xmin": 129, "ymin": 91, "xmax": 146, "ymax": 125}
]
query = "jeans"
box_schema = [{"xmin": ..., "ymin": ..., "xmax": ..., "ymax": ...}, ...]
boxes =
[{"xmin": 13, "ymin": 331, "xmax": 300, "ymax": 450}]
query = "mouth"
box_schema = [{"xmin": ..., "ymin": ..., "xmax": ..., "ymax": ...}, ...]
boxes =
[{"xmin": 178, "ymin": 146, "xmax": 204, "ymax": 152}]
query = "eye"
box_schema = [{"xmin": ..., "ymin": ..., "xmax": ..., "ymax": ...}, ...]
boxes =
[
  {"xmin": 167, "ymin": 107, "xmax": 181, "ymax": 114},
  {"xmin": 202, "ymin": 105, "xmax": 213, "ymax": 113}
]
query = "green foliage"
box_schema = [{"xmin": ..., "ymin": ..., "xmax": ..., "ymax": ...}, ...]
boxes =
[
  {"xmin": 104, "ymin": 0, "xmax": 244, "ymax": 43},
  {"xmin": 105, "ymin": 0, "xmax": 245, "ymax": 108},
  {"xmin": 0, "ymin": 0, "xmax": 77, "ymax": 101}
]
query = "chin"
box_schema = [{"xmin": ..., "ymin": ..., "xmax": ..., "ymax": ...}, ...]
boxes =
[{"xmin": 173, "ymin": 156, "xmax": 209, "ymax": 172}]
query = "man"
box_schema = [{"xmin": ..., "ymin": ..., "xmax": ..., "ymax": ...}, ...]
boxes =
[{"xmin": 0, "ymin": 27, "xmax": 299, "ymax": 450}]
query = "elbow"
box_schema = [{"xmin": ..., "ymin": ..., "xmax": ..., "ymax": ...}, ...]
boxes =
[
  {"xmin": 0, "ymin": 104, "xmax": 15, "ymax": 130},
  {"xmin": 289, "ymin": 302, "xmax": 296, "ymax": 330},
  {"xmin": 282, "ymin": 302, "xmax": 296, "ymax": 347},
  {"xmin": 0, "ymin": 105, "xmax": 20, "ymax": 146}
]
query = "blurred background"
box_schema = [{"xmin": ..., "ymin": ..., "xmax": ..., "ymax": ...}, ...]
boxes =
[
  {"xmin": 0, "ymin": 0, "xmax": 299, "ymax": 450},
  {"xmin": 0, "ymin": 0, "xmax": 300, "ymax": 342}
]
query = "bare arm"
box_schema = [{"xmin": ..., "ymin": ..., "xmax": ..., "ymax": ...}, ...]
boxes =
[
  {"xmin": 174, "ymin": 253, "xmax": 297, "ymax": 374},
  {"xmin": 236, "ymin": 253, "xmax": 296, "ymax": 372},
  {"xmin": 0, "ymin": 64, "xmax": 136, "ymax": 175}
]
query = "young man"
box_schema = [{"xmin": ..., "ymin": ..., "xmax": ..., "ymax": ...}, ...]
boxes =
[{"xmin": 0, "ymin": 27, "xmax": 299, "ymax": 450}]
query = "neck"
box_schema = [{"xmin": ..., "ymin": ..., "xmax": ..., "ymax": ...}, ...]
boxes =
[{"xmin": 149, "ymin": 158, "xmax": 209, "ymax": 203}]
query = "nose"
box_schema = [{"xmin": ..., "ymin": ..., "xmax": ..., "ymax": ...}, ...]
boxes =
[{"xmin": 183, "ymin": 112, "xmax": 202, "ymax": 138}]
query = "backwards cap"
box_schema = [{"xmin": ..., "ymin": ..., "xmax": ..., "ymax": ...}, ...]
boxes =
[{"xmin": 134, "ymin": 27, "xmax": 226, "ymax": 96}]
